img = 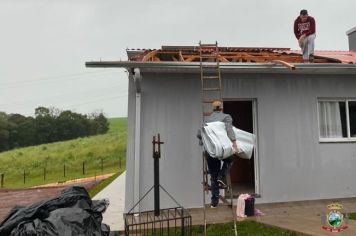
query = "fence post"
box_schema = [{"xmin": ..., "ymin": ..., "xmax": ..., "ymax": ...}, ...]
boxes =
[
  {"xmin": 1, "ymin": 173, "xmax": 4, "ymax": 188},
  {"xmin": 82, "ymin": 161, "xmax": 85, "ymax": 175},
  {"xmin": 64, "ymin": 164, "xmax": 66, "ymax": 178},
  {"xmin": 44, "ymin": 167, "xmax": 46, "ymax": 180},
  {"xmin": 23, "ymin": 170, "xmax": 26, "ymax": 184},
  {"xmin": 101, "ymin": 158, "xmax": 103, "ymax": 174}
]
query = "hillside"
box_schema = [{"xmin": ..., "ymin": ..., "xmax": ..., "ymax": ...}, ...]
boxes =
[{"xmin": 0, "ymin": 117, "xmax": 127, "ymax": 188}]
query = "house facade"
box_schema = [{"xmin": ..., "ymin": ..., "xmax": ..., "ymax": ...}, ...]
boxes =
[{"xmin": 86, "ymin": 46, "xmax": 356, "ymax": 212}]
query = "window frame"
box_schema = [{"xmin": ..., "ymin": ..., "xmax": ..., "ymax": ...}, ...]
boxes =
[{"xmin": 317, "ymin": 98, "xmax": 356, "ymax": 143}]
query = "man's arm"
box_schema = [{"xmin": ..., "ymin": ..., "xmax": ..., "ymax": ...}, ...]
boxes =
[
  {"xmin": 294, "ymin": 19, "xmax": 299, "ymax": 39},
  {"xmin": 223, "ymin": 114, "xmax": 241, "ymax": 153},
  {"xmin": 224, "ymin": 114, "xmax": 236, "ymax": 141},
  {"xmin": 305, "ymin": 17, "xmax": 316, "ymax": 36}
]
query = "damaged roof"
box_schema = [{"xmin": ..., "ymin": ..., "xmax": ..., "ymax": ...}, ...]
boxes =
[{"xmin": 126, "ymin": 45, "xmax": 356, "ymax": 64}]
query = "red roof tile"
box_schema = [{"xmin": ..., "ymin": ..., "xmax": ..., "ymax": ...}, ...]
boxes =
[{"xmin": 280, "ymin": 50, "xmax": 356, "ymax": 64}]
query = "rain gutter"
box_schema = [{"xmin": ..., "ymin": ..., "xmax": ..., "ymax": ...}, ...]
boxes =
[{"xmin": 86, "ymin": 61, "xmax": 356, "ymax": 75}]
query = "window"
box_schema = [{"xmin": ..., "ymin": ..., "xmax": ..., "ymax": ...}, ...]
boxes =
[{"xmin": 318, "ymin": 99, "xmax": 356, "ymax": 141}]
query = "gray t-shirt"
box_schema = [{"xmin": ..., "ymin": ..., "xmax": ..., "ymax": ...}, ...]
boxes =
[{"xmin": 205, "ymin": 111, "xmax": 236, "ymax": 141}]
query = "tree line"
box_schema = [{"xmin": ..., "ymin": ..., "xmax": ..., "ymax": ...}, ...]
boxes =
[{"xmin": 0, "ymin": 107, "xmax": 109, "ymax": 152}]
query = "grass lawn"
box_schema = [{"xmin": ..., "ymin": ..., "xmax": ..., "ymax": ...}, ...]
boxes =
[
  {"xmin": 0, "ymin": 117, "xmax": 127, "ymax": 189},
  {"xmin": 88, "ymin": 172, "xmax": 121, "ymax": 198},
  {"xmin": 146, "ymin": 221, "xmax": 297, "ymax": 236},
  {"xmin": 349, "ymin": 212, "xmax": 356, "ymax": 220},
  {"xmin": 198, "ymin": 221, "xmax": 297, "ymax": 236}
]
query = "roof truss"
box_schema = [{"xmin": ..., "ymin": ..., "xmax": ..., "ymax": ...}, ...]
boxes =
[{"xmin": 134, "ymin": 49, "xmax": 339, "ymax": 64}]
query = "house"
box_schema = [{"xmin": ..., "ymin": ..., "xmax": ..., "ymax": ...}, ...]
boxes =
[
  {"xmin": 86, "ymin": 38, "xmax": 356, "ymax": 212},
  {"xmin": 347, "ymin": 26, "xmax": 356, "ymax": 50}
]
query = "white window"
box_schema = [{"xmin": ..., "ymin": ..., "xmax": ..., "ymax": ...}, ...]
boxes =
[{"xmin": 318, "ymin": 99, "xmax": 356, "ymax": 142}]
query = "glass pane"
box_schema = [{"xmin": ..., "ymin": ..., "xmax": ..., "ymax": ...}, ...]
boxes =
[
  {"xmin": 348, "ymin": 101, "xmax": 356, "ymax": 138},
  {"xmin": 339, "ymin": 102, "xmax": 347, "ymax": 137},
  {"xmin": 318, "ymin": 101, "xmax": 347, "ymax": 138}
]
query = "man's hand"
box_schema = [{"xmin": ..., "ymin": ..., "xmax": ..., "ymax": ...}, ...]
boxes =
[
  {"xmin": 232, "ymin": 141, "xmax": 240, "ymax": 154},
  {"xmin": 298, "ymin": 34, "xmax": 306, "ymax": 48}
]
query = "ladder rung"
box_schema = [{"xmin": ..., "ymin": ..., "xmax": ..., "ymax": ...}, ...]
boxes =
[
  {"xmin": 219, "ymin": 195, "xmax": 232, "ymax": 205},
  {"xmin": 202, "ymin": 76, "xmax": 219, "ymax": 80},
  {"xmin": 203, "ymin": 87, "xmax": 220, "ymax": 91}
]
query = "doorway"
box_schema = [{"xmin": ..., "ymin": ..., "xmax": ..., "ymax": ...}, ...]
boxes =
[{"xmin": 223, "ymin": 100, "xmax": 258, "ymax": 197}]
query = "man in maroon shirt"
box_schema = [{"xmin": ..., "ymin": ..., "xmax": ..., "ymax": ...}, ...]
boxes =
[{"xmin": 294, "ymin": 9, "xmax": 316, "ymax": 62}]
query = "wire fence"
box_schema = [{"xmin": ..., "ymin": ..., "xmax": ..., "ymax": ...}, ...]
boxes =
[{"xmin": 0, "ymin": 156, "xmax": 125, "ymax": 189}]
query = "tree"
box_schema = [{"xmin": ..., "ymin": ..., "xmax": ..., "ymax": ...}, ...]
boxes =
[
  {"xmin": 15, "ymin": 118, "xmax": 36, "ymax": 147},
  {"xmin": 0, "ymin": 114, "xmax": 14, "ymax": 151},
  {"xmin": 0, "ymin": 107, "xmax": 110, "ymax": 152},
  {"xmin": 56, "ymin": 110, "xmax": 90, "ymax": 140},
  {"xmin": 93, "ymin": 113, "xmax": 109, "ymax": 134},
  {"xmin": 34, "ymin": 107, "xmax": 56, "ymax": 144}
]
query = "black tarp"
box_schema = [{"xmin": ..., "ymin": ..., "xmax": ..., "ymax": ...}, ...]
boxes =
[{"xmin": 0, "ymin": 186, "xmax": 110, "ymax": 236}]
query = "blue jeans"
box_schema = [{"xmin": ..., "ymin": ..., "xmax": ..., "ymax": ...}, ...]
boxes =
[
  {"xmin": 302, "ymin": 34, "xmax": 316, "ymax": 60},
  {"xmin": 206, "ymin": 154, "xmax": 235, "ymax": 205}
]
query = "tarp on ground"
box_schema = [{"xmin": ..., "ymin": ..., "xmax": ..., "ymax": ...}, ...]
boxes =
[
  {"xmin": 0, "ymin": 186, "xmax": 110, "ymax": 236},
  {"xmin": 201, "ymin": 121, "xmax": 256, "ymax": 160}
]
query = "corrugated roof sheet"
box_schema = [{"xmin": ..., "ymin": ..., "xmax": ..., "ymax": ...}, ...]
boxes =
[{"xmin": 280, "ymin": 50, "xmax": 356, "ymax": 64}]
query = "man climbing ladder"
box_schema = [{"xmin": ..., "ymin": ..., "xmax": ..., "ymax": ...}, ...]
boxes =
[{"xmin": 201, "ymin": 100, "xmax": 240, "ymax": 207}]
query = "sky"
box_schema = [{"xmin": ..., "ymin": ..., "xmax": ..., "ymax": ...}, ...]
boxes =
[{"xmin": 1, "ymin": 0, "xmax": 356, "ymax": 118}]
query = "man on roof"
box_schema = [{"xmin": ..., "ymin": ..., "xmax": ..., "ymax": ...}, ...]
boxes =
[{"xmin": 294, "ymin": 9, "xmax": 316, "ymax": 62}]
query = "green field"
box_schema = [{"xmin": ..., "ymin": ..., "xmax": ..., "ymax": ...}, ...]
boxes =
[{"xmin": 0, "ymin": 117, "xmax": 127, "ymax": 188}]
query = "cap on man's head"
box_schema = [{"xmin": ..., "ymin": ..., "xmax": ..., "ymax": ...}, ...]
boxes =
[
  {"xmin": 212, "ymin": 100, "xmax": 222, "ymax": 107},
  {"xmin": 300, "ymin": 9, "xmax": 308, "ymax": 15}
]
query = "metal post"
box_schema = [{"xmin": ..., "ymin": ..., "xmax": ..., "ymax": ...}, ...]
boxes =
[
  {"xmin": 154, "ymin": 153, "xmax": 160, "ymax": 216},
  {"xmin": 44, "ymin": 167, "xmax": 46, "ymax": 180},
  {"xmin": 23, "ymin": 170, "xmax": 26, "ymax": 184},
  {"xmin": 64, "ymin": 164, "xmax": 66, "ymax": 177},
  {"xmin": 152, "ymin": 134, "xmax": 164, "ymax": 217},
  {"xmin": 101, "ymin": 158, "xmax": 103, "ymax": 174},
  {"xmin": 82, "ymin": 161, "xmax": 85, "ymax": 175}
]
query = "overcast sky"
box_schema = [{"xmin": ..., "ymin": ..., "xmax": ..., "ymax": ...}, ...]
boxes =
[{"xmin": 1, "ymin": 0, "xmax": 355, "ymax": 118}]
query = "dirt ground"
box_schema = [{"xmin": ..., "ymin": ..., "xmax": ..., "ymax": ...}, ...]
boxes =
[{"xmin": 0, "ymin": 173, "xmax": 114, "ymax": 222}]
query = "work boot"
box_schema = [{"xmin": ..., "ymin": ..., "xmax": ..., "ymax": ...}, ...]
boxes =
[
  {"xmin": 217, "ymin": 176, "xmax": 228, "ymax": 189},
  {"xmin": 309, "ymin": 54, "xmax": 314, "ymax": 63}
]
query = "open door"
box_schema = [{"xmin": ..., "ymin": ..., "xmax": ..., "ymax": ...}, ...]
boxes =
[{"xmin": 223, "ymin": 100, "xmax": 258, "ymax": 197}]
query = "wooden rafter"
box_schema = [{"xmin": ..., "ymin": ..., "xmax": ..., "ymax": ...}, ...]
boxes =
[
  {"xmin": 137, "ymin": 48, "xmax": 339, "ymax": 64},
  {"xmin": 142, "ymin": 50, "xmax": 158, "ymax": 62},
  {"xmin": 179, "ymin": 51, "xmax": 184, "ymax": 61}
]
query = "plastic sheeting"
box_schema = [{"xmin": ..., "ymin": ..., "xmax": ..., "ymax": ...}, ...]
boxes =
[
  {"xmin": 0, "ymin": 186, "xmax": 110, "ymax": 236},
  {"xmin": 201, "ymin": 121, "xmax": 256, "ymax": 160}
]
